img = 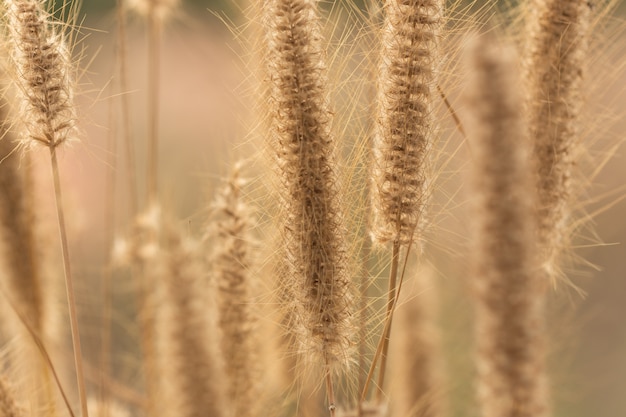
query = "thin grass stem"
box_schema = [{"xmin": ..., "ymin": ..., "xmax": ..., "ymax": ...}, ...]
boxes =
[
  {"xmin": 147, "ymin": 5, "xmax": 160, "ymax": 204},
  {"xmin": 50, "ymin": 147, "xmax": 89, "ymax": 417},
  {"xmin": 375, "ymin": 238, "xmax": 400, "ymax": 401},
  {"xmin": 117, "ymin": 0, "xmax": 138, "ymax": 216}
]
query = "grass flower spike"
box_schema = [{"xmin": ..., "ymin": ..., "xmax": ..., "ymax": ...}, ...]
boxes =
[
  {"xmin": 263, "ymin": 0, "xmax": 354, "ymax": 369},
  {"xmin": 262, "ymin": 0, "xmax": 355, "ymax": 413},
  {"xmin": 524, "ymin": 0, "xmax": 591, "ymax": 280},
  {"xmin": 371, "ymin": 0, "xmax": 442, "ymax": 247},
  {"xmin": 6, "ymin": 0, "xmax": 76, "ymax": 149},
  {"xmin": 467, "ymin": 35, "xmax": 549, "ymax": 417},
  {"xmin": 208, "ymin": 165, "xmax": 259, "ymax": 417},
  {"xmin": 367, "ymin": 0, "xmax": 442, "ymax": 400}
]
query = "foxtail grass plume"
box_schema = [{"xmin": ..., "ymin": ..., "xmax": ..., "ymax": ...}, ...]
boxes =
[
  {"xmin": 523, "ymin": 0, "xmax": 591, "ymax": 280},
  {"xmin": 208, "ymin": 164, "xmax": 259, "ymax": 417},
  {"xmin": 368, "ymin": 0, "xmax": 443, "ymax": 400},
  {"xmin": 5, "ymin": 0, "xmax": 77, "ymax": 149},
  {"xmin": 111, "ymin": 204, "xmax": 164, "ymax": 417},
  {"xmin": 262, "ymin": 0, "xmax": 355, "ymax": 370},
  {"xmin": 371, "ymin": 0, "xmax": 443, "ymax": 246},
  {"xmin": 0, "ymin": 110, "xmax": 54, "ymax": 411},
  {"xmin": 466, "ymin": 36, "xmax": 549, "ymax": 417},
  {"xmin": 159, "ymin": 221, "xmax": 226, "ymax": 417}
]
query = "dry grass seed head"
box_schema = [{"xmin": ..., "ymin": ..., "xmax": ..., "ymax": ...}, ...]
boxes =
[
  {"xmin": 5, "ymin": 0, "xmax": 77, "ymax": 149},
  {"xmin": 370, "ymin": 0, "xmax": 443, "ymax": 247},
  {"xmin": 207, "ymin": 164, "xmax": 260, "ymax": 417},
  {"xmin": 523, "ymin": 0, "xmax": 591, "ymax": 281},
  {"xmin": 262, "ymin": 0, "xmax": 355, "ymax": 370},
  {"xmin": 158, "ymin": 219, "xmax": 226, "ymax": 417},
  {"xmin": 466, "ymin": 35, "xmax": 549, "ymax": 417}
]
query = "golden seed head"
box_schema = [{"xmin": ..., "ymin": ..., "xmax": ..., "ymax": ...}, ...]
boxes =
[
  {"xmin": 207, "ymin": 165, "xmax": 259, "ymax": 417},
  {"xmin": 371, "ymin": 0, "xmax": 442, "ymax": 246},
  {"xmin": 524, "ymin": 0, "xmax": 591, "ymax": 279},
  {"xmin": 159, "ymin": 220, "xmax": 226, "ymax": 417},
  {"xmin": 263, "ymin": 0, "xmax": 355, "ymax": 368},
  {"xmin": 6, "ymin": 0, "xmax": 77, "ymax": 149},
  {"xmin": 466, "ymin": 35, "xmax": 549, "ymax": 417}
]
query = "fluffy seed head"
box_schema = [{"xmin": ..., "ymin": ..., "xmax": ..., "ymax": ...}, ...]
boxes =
[
  {"xmin": 466, "ymin": 35, "xmax": 549, "ymax": 417},
  {"xmin": 5, "ymin": 0, "xmax": 77, "ymax": 149},
  {"xmin": 523, "ymin": 0, "xmax": 591, "ymax": 278},
  {"xmin": 208, "ymin": 165, "xmax": 259, "ymax": 417},
  {"xmin": 371, "ymin": 0, "xmax": 442, "ymax": 246},
  {"xmin": 159, "ymin": 222, "xmax": 226, "ymax": 417},
  {"xmin": 262, "ymin": 0, "xmax": 355, "ymax": 369}
]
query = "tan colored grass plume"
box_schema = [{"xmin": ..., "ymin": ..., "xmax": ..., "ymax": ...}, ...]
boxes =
[
  {"xmin": 466, "ymin": 34, "xmax": 549, "ymax": 417},
  {"xmin": 0, "ymin": 106, "xmax": 43, "ymax": 336},
  {"xmin": 160, "ymin": 221, "xmax": 226, "ymax": 417},
  {"xmin": 4, "ymin": 0, "xmax": 77, "ymax": 150},
  {"xmin": 206, "ymin": 163, "xmax": 260, "ymax": 417},
  {"xmin": 367, "ymin": 0, "xmax": 443, "ymax": 401},
  {"xmin": 523, "ymin": 0, "xmax": 591, "ymax": 282},
  {"xmin": 371, "ymin": 0, "xmax": 442, "ymax": 248},
  {"xmin": 261, "ymin": 0, "xmax": 355, "ymax": 412}
]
